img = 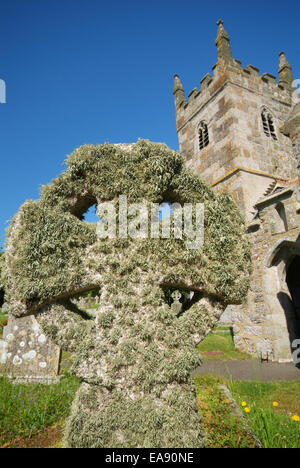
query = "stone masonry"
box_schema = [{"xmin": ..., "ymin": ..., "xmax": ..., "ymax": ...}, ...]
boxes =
[
  {"xmin": 173, "ymin": 20, "xmax": 300, "ymax": 362},
  {"xmin": 234, "ymin": 183, "xmax": 300, "ymax": 361}
]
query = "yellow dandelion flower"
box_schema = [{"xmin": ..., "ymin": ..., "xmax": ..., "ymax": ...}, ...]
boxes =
[
  {"xmin": 244, "ymin": 407, "xmax": 251, "ymax": 413},
  {"xmin": 291, "ymin": 415, "xmax": 300, "ymax": 422},
  {"xmin": 272, "ymin": 401, "xmax": 279, "ymax": 407},
  {"xmin": 241, "ymin": 402, "xmax": 247, "ymax": 407}
]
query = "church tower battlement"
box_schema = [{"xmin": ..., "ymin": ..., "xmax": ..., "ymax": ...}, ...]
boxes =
[{"xmin": 173, "ymin": 20, "xmax": 297, "ymax": 221}]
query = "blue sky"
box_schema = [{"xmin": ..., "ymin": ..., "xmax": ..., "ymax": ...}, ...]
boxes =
[{"xmin": 0, "ymin": 0, "xmax": 299, "ymax": 246}]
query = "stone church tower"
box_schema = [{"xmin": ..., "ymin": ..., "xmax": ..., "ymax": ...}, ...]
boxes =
[{"xmin": 173, "ymin": 21, "xmax": 300, "ymax": 362}]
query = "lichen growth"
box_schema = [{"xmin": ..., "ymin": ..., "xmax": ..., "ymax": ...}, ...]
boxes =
[
  {"xmin": 0, "ymin": 252, "xmax": 5, "ymax": 307},
  {"xmin": 5, "ymin": 140, "xmax": 251, "ymax": 447}
]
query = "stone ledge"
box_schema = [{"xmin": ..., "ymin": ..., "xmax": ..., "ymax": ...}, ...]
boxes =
[
  {"xmin": 255, "ymin": 184, "xmax": 296, "ymax": 208},
  {"xmin": 210, "ymin": 166, "xmax": 286, "ymax": 188}
]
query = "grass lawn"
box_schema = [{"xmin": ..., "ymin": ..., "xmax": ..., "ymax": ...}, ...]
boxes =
[
  {"xmin": 1, "ymin": 372, "xmax": 258, "ymax": 449},
  {"xmin": 1, "ymin": 373, "xmax": 300, "ymax": 448},
  {"xmin": 196, "ymin": 375, "xmax": 300, "ymax": 448},
  {"xmin": 1, "ymin": 349, "xmax": 299, "ymax": 448},
  {"xmin": 197, "ymin": 328, "xmax": 251, "ymax": 360},
  {"xmin": 228, "ymin": 379, "xmax": 300, "ymax": 448},
  {"xmin": 0, "ymin": 374, "xmax": 80, "ymax": 447},
  {"xmin": 195, "ymin": 375, "xmax": 257, "ymax": 448}
]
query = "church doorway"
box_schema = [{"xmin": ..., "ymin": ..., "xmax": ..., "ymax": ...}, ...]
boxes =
[
  {"xmin": 264, "ymin": 240, "xmax": 300, "ymax": 361},
  {"xmin": 286, "ymin": 256, "xmax": 300, "ymax": 342}
]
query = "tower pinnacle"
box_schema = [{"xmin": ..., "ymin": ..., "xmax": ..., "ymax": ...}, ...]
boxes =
[
  {"xmin": 215, "ymin": 19, "xmax": 233, "ymax": 62},
  {"xmin": 278, "ymin": 52, "xmax": 294, "ymax": 90},
  {"xmin": 173, "ymin": 74, "xmax": 187, "ymax": 110}
]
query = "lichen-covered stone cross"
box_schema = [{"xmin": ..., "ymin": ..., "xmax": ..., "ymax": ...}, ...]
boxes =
[{"xmin": 5, "ymin": 140, "xmax": 251, "ymax": 447}]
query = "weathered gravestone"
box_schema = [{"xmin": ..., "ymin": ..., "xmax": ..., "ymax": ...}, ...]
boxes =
[
  {"xmin": 0, "ymin": 315, "xmax": 61, "ymax": 383},
  {"xmin": 4, "ymin": 141, "xmax": 251, "ymax": 447}
]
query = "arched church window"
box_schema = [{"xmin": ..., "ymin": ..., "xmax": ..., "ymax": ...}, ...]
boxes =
[
  {"xmin": 198, "ymin": 122, "xmax": 209, "ymax": 150},
  {"xmin": 261, "ymin": 109, "xmax": 277, "ymax": 140}
]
